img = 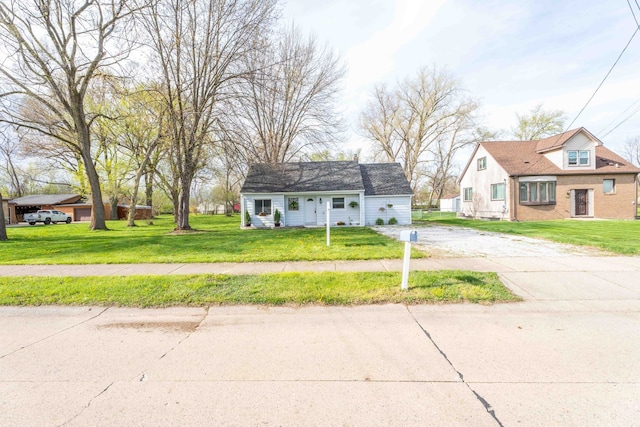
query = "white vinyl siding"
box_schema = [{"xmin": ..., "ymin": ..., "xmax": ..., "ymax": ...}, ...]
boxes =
[{"xmin": 364, "ymin": 196, "xmax": 412, "ymax": 226}]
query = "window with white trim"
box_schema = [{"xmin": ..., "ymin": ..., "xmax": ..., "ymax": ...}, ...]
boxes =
[
  {"xmin": 491, "ymin": 183, "xmax": 505, "ymax": 200},
  {"xmin": 519, "ymin": 181, "xmax": 556, "ymax": 205},
  {"xmin": 332, "ymin": 197, "xmax": 345, "ymax": 209},
  {"xmin": 288, "ymin": 197, "xmax": 299, "ymax": 211},
  {"xmin": 254, "ymin": 199, "xmax": 271, "ymax": 215},
  {"xmin": 463, "ymin": 187, "xmax": 473, "ymax": 202},
  {"xmin": 568, "ymin": 150, "xmax": 590, "ymax": 166},
  {"xmin": 477, "ymin": 157, "xmax": 486, "ymax": 170},
  {"xmin": 603, "ymin": 179, "xmax": 615, "ymax": 194}
]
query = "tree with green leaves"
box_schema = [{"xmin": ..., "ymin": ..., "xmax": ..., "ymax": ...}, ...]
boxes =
[
  {"xmin": 0, "ymin": 0, "xmax": 138, "ymax": 230},
  {"xmin": 140, "ymin": 0, "xmax": 277, "ymax": 230},
  {"xmin": 512, "ymin": 104, "xmax": 566, "ymax": 140}
]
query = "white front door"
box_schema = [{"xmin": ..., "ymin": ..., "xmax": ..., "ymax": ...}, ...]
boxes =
[{"xmin": 305, "ymin": 198, "xmax": 316, "ymax": 225}]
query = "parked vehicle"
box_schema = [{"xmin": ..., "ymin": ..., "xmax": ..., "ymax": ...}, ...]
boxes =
[{"xmin": 23, "ymin": 210, "xmax": 72, "ymax": 225}]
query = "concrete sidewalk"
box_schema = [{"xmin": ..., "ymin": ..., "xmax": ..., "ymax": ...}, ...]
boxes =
[{"xmin": 1, "ymin": 256, "xmax": 640, "ymax": 426}]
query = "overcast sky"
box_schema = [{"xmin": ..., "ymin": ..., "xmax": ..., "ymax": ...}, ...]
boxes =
[{"xmin": 283, "ymin": 0, "xmax": 640, "ymax": 157}]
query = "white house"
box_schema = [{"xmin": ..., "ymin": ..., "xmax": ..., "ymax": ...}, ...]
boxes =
[
  {"xmin": 458, "ymin": 128, "xmax": 640, "ymax": 221},
  {"xmin": 240, "ymin": 161, "xmax": 413, "ymax": 227},
  {"xmin": 439, "ymin": 194, "xmax": 461, "ymax": 212}
]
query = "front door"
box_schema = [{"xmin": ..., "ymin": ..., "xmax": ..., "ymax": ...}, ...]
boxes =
[
  {"xmin": 575, "ymin": 190, "xmax": 588, "ymax": 216},
  {"xmin": 305, "ymin": 198, "xmax": 316, "ymax": 225}
]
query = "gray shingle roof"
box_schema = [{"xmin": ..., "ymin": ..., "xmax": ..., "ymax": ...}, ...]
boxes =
[
  {"xmin": 241, "ymin": 161, "xmax": 413, "ymax": 196},
  {"xmin": 359, "ymin": 163, "xmax": 413, "ymax": 195},
  {"xmin": 10, "ymin": 194, "xmax": 82, "ymax": 206},
  {"xmin": 241, "ymin": 161, "xmax": 364, "ymax": 193}
]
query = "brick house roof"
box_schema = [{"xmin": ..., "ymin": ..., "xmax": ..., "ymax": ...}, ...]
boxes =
[
  {"xmin": 10, "ymin": 194, "xmax": 82, "ymax": 206},
  {"xmin": 467, "ymin": 128, "xmax": 640, "ymax": 177},
  {"xmin": 241, "ymin": 161, "xmax": 413, "ymax": 196}
]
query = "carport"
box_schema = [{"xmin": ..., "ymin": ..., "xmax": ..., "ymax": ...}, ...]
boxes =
[{"xmin": 10, "ymin": 194, "xmax": 82, "ymax": 222}]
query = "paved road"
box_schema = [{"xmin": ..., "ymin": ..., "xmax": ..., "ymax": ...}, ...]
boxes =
[{"xmin": 1, "ymin": 242, "xmax": 640, "ymax": 425}]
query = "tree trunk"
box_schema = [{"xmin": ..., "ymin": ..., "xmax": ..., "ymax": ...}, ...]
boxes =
[
  {"xmin": 0, "ymin": 190, "xmax": 7, "ymax": 241},
  {"xmin": 81, "ymin": 149, "xmax": 108, "ymax": 230},
  {"xmin": 175, "ymin": 174, "xmax": 193, "ymax": 230},
  {"xmin": 145, "ymin": 170, "xmax": 154, "ymax": 207},
  {"xmin": 110, "ymin": 195, "xmax": 119, "ymax": 220}
]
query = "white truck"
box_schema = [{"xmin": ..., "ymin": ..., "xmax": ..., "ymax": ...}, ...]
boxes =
[{"xmin": 23, "ymin": 210, "xmax": 72, "ymax": 225}]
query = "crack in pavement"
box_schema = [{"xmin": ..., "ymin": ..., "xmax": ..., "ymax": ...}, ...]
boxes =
[
  {"xmin": 406, "ymin": 306, "xmax": 505, "ymax": 427},
  {"xmin": 0, "ymin": 307, "xmax": 110, "ymax": 359},
  {"xmin": 58, "ymin": 381, "xmax": 114, "ymax": 427},
  {"xmin": 133, "ymin": 307, "xmax": 210, "ymax": 383},
  {"xmin": 159, "ymin": 307, "xmax": 209, "ymax": 360}
]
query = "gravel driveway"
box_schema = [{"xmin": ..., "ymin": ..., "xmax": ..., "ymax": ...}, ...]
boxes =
[{"xmin": 374, "ymin": 224, "xmax": 606, "ymax": 257}]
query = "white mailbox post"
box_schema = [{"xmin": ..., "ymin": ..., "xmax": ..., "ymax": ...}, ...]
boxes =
[{"xmin": 399, "ymin": 230, "xmax": 418, "ymax": 290}]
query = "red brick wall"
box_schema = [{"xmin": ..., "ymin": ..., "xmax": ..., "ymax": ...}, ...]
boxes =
[{"xmin": 512, "ymin": 174, "xmax": 638, "ymax": 221}]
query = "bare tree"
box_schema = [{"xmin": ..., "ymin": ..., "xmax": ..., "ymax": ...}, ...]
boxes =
[
  {"xmin": 226, "ymin": 25, "xmax": 346, "ymax": 164},
  {"xmin": 622, "ymin": 136, "xmax": 640, "ymax": 167},
  {"xmin": 512, "ymin": 104, "xmax": 566, "ymax": 140},
  {"xmin": 140, "ymin": 0, "xmax": 277, "ymax": 230},
  {"xmin": 0, "ymin": 0, "xmax": 138, "ymax": 230},
  {"xmin": 360, "ymin": 65, "xmax": 480, "ymax": 192},
  {"xmin": 0, "ymin": 126, "xmax": 25, "ymax": 198}
]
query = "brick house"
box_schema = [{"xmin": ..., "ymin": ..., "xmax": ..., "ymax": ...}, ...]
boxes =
[{"xmin": 458, "ymin": 128, "xmax": 640, "ymax": 221}]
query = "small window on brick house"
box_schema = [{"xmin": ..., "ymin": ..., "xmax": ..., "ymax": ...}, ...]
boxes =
[{"xmin": 603, "ymin": 179, "xmax": 615, "ymax": 194}]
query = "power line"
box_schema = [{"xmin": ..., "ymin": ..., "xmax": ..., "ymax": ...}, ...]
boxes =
[
  {"xmin": 628, "ymin": 0, "xmax": 639, "ymax": 26},
  {"xmin": 597, "ymin": 98, "xmax": 640, "ymax": 135},
  {"xmin": 564, "ymin": 26, "xmax": 639, "ymax": 132},
  {"xmin": 600, "ymin": 103, "xmax": 640, "ymax": 138}
]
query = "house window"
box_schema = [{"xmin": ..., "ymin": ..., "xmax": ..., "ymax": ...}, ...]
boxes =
[
  {"xmin": 288, "ymin": 197, "xmax": 299, "ymax": 211},
  {"xmin": 491, "ymin": 183, "xmax": 505, "ymax": 200},
  {"xmin": 463, "ymin": 187, "xmax": 473, "ymax": 202},
  {"xmin": 477, "ymin": 157, "xmax": 486, "ymax": 170},
  {"xmin": 568, "ymin": 150, "xmax": 590, "ymax": 166},
  {"xmin": 332, "ymin": 197, "xmax": 345, "ymax": 209},
  {"xmin": 254, "ymin": 199, "xmax": 271, "ymax": 215},
  {"xmin": 603, "ymin": 179, "xmax": 615, "ymax": 194},
  {"xmin": 519, "ymin": 181, "xmax": 556, "ymax": 205}
]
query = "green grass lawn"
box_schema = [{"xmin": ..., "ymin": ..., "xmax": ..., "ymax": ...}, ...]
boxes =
[
  {"xmin": 417, "ymin": 215, "xmax": 640, "ymax": 255},
  {"xmin": 0, "ymin": 271, "xmax": 518, "ymax": 307},
  {"xmin": 0, "ymin": 214, "xmax": 425, "ymax": 264}
]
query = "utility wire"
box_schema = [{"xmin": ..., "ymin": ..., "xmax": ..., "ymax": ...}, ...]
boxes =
[
  {"xmin": 598, "ymin": 98, "xmax": 640, "ymax": 135},
  {"xmin": 601, "ymin": 103, "xmax": 640, "ymax": 138},
  {"xmin": 628, "ymin": 0, "xmax": 639, "ymax": 25},
  {"xmin": 564, "ymin": 26, "xmax": 639, "ymax": 132}
]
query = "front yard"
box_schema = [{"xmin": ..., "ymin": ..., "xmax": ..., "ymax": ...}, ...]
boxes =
[{"xmin": 0, "ymin": 214, "xmax": 425, "ymax": 264}]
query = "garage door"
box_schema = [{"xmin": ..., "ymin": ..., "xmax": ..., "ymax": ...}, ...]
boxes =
[{"xmin": 74, "ymin": 208, "xmax": 92, "ymax": 221}]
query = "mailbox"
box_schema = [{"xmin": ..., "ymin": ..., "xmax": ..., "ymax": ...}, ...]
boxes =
[{"xmin": 399, "ymin": 230, "xmax": 418, "ymax": 242}]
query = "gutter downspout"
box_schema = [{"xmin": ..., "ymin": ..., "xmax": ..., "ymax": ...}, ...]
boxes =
[{"xmin": 511, "ymin": 176, "xmax": 517, "ymax": 221}]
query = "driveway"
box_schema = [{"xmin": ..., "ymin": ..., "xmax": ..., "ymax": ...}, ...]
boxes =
[{"xmin": 374, "ymin": 224, "xmax": 607, "ymax": 257}]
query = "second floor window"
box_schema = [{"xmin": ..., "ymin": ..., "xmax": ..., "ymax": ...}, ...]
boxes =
[
  {"xmin": 568, "ymin": 150, "xmax": 590, "ymax": 166},
  {"xmin": 477, "ymin": 157, "xmax": 486, "ymax": 170}
]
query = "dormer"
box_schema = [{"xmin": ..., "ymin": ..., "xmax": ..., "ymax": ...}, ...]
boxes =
[{"xmin": 535, "ymin": 128, "xmax": 601, "ymax": 171}]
